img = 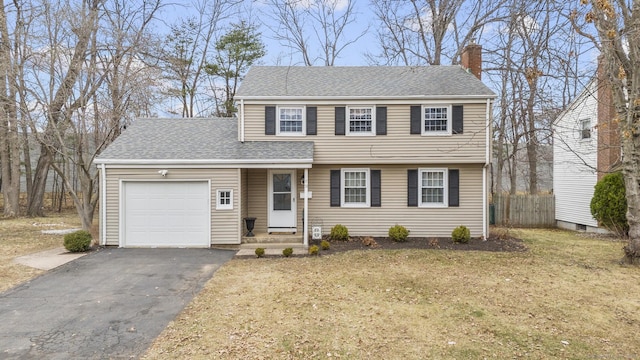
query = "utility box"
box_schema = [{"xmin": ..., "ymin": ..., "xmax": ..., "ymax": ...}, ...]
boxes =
[{"xmin": 311, "ymin": 218, "xmax": 323, "ymax": 240}]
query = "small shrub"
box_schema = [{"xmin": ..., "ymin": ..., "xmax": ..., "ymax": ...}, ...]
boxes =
[
  {"xmin": 308, "ymin": 245, "xmax": 319, "ymax": 255},
  {"xmin": 63, "ymin": 230, "xmax": 92, "ymax": 252},
  {"xmin": 591, "ymin": 172, "xmax": 628, "ymax": 237},
  {"xmin": 388, "ymin": 224, "xmax": 409, "ymax": 242},
  {"xmin": 255, "ymin": 248, "xmax": 265, "ymax": 258},
  {"xmin": 330, "ymin": 224, "xmax": 349, "ymax": 241},
  {"xmin": 428, "ymin": 238, "xmax": 440, "ymax": 248},
  {"xmin": 452, "ymin": 225, "xmax": 471, "ymax": 244},
  {"xmin": 282, "ymin": 247, "xmax": 294, "ymax": 257},
  {"xmin": 490, "ymin": 228, "xmax": 512, "ymax": 240},
  {"xmin": 320, "ymin": 240, "xmax": 331, "ymax": 250}
]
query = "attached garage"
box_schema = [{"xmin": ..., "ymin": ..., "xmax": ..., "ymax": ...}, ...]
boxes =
[{"xmin": 121, "ymin": 181, "xmax": 210, "ymax": 248}]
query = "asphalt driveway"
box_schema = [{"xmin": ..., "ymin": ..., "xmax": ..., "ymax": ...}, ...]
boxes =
[{"xmin": 0, "ymin": 248, "xmax": 236, "ymax": 359}]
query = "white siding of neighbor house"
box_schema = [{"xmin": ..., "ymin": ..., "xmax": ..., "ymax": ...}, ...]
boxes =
[
  {"xmin": 553, "ymin": 79, "xmax": 599, "ymax": 228},
  {"xmin": 104, "ymin": 167, "xmax": 241, "ymax": 246}
]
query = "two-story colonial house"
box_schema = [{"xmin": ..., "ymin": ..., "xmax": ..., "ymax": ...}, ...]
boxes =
[{"xmin": 95, "ymin": 44, "xmax": 495, "ymax": 247}]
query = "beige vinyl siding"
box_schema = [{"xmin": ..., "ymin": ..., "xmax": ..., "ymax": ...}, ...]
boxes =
[
  {"xmin": 103, "ymin": 168, "xmax": 241, "ymax": 246},
  {"xmin": 305, "ymin": 164, "xmax": 484, "ymax": 238},
  {"xmin": 245, "ymin": 169, "xmax": 305, "ymax": 235},
  {"xmin": 243, "ymin": 103, "xmax": 488, "ymax": 164}
]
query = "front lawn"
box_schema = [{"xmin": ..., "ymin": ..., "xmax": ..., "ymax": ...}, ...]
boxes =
[
  {"xmin": 0, "ymin": 211, "xmax": 82, "ymax": 292},
  {"xmin": 143, "ymin": 229, "xmax": 640, "ymax": 359}
]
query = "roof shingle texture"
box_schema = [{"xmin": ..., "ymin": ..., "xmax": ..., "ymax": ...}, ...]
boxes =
[
  {"xmin": 96, "ymin": 118, "xmax": 313, "ymax": 161},
  {"xmin": 236, "ymin": 66, "xmax": 496, "ymax": 98}
]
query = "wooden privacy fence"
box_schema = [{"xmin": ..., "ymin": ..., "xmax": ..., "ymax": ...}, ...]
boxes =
[{"xmin": 492, "ymin": 194, "xmax": 555, "ymax": 227}]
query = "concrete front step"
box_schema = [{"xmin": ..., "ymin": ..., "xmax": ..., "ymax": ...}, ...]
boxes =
[{"xmin": 242, "ymin": 233, "xmax": 303, "ymax": 244}]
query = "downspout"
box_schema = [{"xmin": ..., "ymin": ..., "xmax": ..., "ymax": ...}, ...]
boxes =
[
  {"xmin": 240, "ymin": 99, "xmax": 245, "ymax": 143},
  {"xmin": 101, "ymin": 163, "xmax": 107, "ymax": 246},
  {"xmin": 303, "ymin": 168, "xmax": 309, "ymax": 247},
  {"xmin": 483, "ymin": 98, "xmax": 491, "ymax": 240}
]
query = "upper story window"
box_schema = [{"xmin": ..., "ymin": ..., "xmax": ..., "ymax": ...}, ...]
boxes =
[
  {"xmin": 347, "ymin": 106, "xmax": 375, "ymax": 136},
  {"xmin": 341, "ymin": 168, "xmax": 370, "ymax": 207},
  {"xmin": 277, "ymin": 106, "xmax": 305, "ymax": 135},
  {"xmin": 580, "ymin": 119, "xmax": 591, "ymax": 140},
  {"xmin": 419, "ymin": 168, "xmax": 447, "ymax": 207},
  {"xmin": 423, "ymin": 105, "xmax": 451, "ymax": 135}
]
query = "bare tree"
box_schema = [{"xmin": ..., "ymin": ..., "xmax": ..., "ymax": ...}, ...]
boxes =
[
  {"xmin": 369, "ymin": 0, "xmax": 508, "ymax": 65},
  {"xmin": 0, "ymin": 0, "xmax": 22, "ymax": 217},
  {"xmin": 262, "ymin": 0, "xmax": 367, "ymax": 66},
  {"xmin": 572, "ymin": 0, "xmax": 640, "ymax": 263}
]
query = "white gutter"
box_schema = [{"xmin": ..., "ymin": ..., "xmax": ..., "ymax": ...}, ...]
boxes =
[
  {"xmin": 483, "ymin": 98, "xmax": 491, "ymax": 240},
  {"xmin": 101, "ymin": 163, "xmax": 107, "ymax": 246},
  {"xmin": 95, "ymin": 158, "xmax": 314, "ymax": 165},
  {"xmin": 240, "ymin": 98, "xmax": 245, "ymax": 143},
  {"xmin": 303, "ymin": 168, "xmax": 309, "ymax": 248}
]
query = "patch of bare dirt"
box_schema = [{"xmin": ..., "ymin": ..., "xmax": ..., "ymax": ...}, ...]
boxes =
[{"xmin": 313, "ymin": 232, "xmax": 527, "ymax": 253}]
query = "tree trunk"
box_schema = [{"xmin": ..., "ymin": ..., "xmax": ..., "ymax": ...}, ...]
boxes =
[{"xmin": 26, "ymin": 144, "xmax": 52, "ymax": 216}]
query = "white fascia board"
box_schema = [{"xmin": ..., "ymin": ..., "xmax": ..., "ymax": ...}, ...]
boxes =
[{"xmin": 97, "ymin": 160, "xmax": 313, "ymax": 169}]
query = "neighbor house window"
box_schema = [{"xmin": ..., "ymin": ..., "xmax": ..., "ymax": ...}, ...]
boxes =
[
  {"xmin": 216, "ymin": 189, "xmax": 233, "ymax": 210},
  {"xmin": 419, "ymin": 168, "xmax": 447, "ymax": 207},
  {"xmin": 423, "ymin": 105, "xmax": 451, "ymax": 135},
  {"xmin": 341, "ymin": 168, "xmax": 370, "ymax": 207},
  {"xmin": 277, "ymin": 107, "xmax": 305, "ymax": 135},
  {"xmin": 580, "ymin": 119, "xmax": 591, "ymax": 139},
  {"xmin": 347, "ymin": 106, "xmax": 375, "ymax": 135}
]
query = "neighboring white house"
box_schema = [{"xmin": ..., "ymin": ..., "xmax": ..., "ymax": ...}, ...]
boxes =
[{"xmin": 553, "ymin": 63, "xmax": 620, "ymax": 233}]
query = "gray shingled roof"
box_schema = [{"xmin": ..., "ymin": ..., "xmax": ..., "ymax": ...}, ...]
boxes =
[
  {"xmin": 95, "ymin": 118, "xmax": 313, "ymax": 163},
  {"xmin": 236, "ymin": 66, "xmax": 496, "ymax": 98}
]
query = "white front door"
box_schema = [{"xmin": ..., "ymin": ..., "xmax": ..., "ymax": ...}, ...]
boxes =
[{"xmin": 268, "ymin": 170, "xmax": 297, "ymax": 232}]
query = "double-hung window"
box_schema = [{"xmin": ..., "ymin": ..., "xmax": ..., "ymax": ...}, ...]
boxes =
[
  {"xmin": 580, "ymin": 119, "xmax": 591, "ymax": 140},
  {"xmin": 419, "ymin": 168, "xmax": 447, "ymax": 207},
  {"xmin": 277, "ymin": 106, "xmax": 305, "ymax": 135},
  {"xmin": 423, "ymin": 105, "xmax": 451, "ymax": 135},
  {"xmin": 341, "ymin": 168, "xmax": 370, "ymax": 207},
  {"xmin": 216, "ymin": 189, "xmax": 233, "ymax": 210},
  {"xmin": 347, "ymin": 106, "xmax": 375, "ymax": 135}
]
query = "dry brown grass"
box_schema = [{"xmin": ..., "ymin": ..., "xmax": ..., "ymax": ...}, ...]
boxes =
[
  {"xmin": 144, "ymin": 228, "xmax": 640, "ymax": 359},
  {"xmin": 0, "ymin": 211, "xmax": 82, "ymax": 292}
]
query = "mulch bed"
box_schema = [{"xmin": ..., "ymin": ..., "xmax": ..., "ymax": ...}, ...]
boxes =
[{"xmin": 311, "ymin": 235, "xmax": 528, "ymax": 253}]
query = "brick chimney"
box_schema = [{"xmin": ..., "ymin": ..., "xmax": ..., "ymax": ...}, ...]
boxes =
[
  {"xmin": 461, "ymin": 40, "xmax": 482, "ymax": 80},
  {"xmin": 596, "ymin": 55, "xmax": 621, "ymax": 180}
]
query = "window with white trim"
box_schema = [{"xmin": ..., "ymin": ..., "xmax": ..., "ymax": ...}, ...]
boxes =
[
  {"xmin": 347, "ymin": 106, "xmax": 375, "ymax": 135},
  {"xmin": 580, "ymin": 119, "xmax": 591, "ymax": 139},
  {"xmin": 419, "ymin": 168, "xmax": 447, "ymax": 207},
  {"xmin": 277, "ymin": 106, "xmax": 305, "ymax": 135},
  {"xmin": 423, "ymin": 105, "xmax": 451, "ymax": 135},
  {"xmin": 216, "ymin": 189, "xmax": 233, "ymax": 210},
  {"xmin": 341, "ymin": 168, "xmax": 370, "ymax": 207}
]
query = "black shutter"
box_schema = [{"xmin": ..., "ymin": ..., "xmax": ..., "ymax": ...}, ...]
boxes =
[
  {"xmin": 452, "ymin": 105, "xmax": 464, "ymax": 134},
  {"xmin": 448, "ymin": 169, "xmax": 459, "ymax": 207},
  {"xmin": 408, "ymin": 169, "xmax": 418, "ymax": 207},
  {"xmin": 335, "ymin": 107, "xmax": 345, "ymax": 135},
  {"xmin": 265, "ymin": 106, "xmax": 276, "ymax": 135},
  {"xmin": 376, "ymin": 107, "xmax": 387, "ymax": 135},
  {"xmin": 371, "ymin": 170, "xmax": 381, "ymax": 207},
  {"xmin": 330, "ymin": 170, "xmax": 341, "ymax": 207},
  {"xmin": 410, "ymin": 106, "xmax": 421, "ymax": 134},
  {"xmin": 307, "ymin": 107, "xmax": 317, "ymax": 135}
]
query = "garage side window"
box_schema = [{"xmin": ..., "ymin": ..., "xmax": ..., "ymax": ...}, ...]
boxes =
[{"xmin": 216, "ymin": 189, "xmax": 233, "ymax": 210}]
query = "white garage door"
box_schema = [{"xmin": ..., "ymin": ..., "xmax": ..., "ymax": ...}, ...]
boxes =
[{"xmin": 123, "ymin": 181, "xmax": 210, "ymax": 247}]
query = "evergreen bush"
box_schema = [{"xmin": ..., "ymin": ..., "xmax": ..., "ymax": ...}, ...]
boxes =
[{"xmin": 591, "ymin": 172, "xmax": 628, "ymax": 237}]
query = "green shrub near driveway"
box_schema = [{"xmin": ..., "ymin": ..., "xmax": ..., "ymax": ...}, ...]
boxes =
[
  {"xmin": 63, "ymin": 230, "xmax": 92, "ymax": 252},
  {"xmin": 452, "ymin": 225, "xmax": 470, "ymax": 243},
  {"xmin": 329, "ymin": 224, "xmax": 349, "ymax": 241}
]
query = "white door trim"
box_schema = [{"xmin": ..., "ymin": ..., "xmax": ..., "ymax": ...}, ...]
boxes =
[
  {"xmin": 119, "ymin": 179, "xmax": 211, "ymax": 248},
  {"xmin": 267, "ymin": 170, "xmax": 297, "ymax": 233}
]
